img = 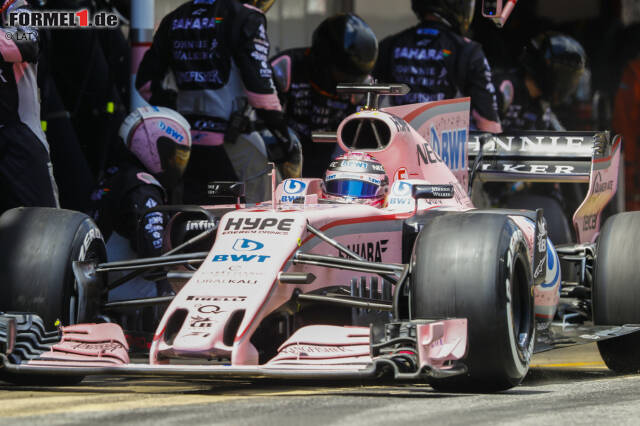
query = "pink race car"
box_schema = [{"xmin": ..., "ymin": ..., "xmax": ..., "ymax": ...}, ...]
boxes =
[{"xmin": 1, "ymin": 84, "xmax": 639, "ymax": 392}]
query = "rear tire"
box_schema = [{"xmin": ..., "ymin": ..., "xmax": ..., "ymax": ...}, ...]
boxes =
[
  {"xmin": 410, "ymin": 213, "xmax": 535, "ymax": 391},
  {"xmin": 503, "ymin": 194, "xmax": 573, "ymax": 244},
  {"xmin": 593, "ymin": 212, "xmax": 640, "ymax": 373}
]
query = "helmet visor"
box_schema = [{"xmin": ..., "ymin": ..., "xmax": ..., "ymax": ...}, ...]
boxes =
[{"xmin": 325, "ymin": 179, "xmax": 380, "ymax": 198}]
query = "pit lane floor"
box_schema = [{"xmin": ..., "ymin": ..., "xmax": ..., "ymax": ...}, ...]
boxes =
[{"xmin": 1, "ymin": 343, "xmax": 639, "ymax": 425}]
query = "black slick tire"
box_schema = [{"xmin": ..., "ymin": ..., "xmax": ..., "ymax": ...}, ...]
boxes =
[
  {"xmin": 410, "ymin": 213, "xmax": 535, "ymax": 391},
  {"xmin": 593, "ymin": 212, "xmax": 640, "ymax": 373},
  {"xmin": 0, "ymin": 207, "xmax": 106, "ymax": 328},
  {"xmin": 0, "ymin": 208, "xmax": 106, "ymax": 386}
]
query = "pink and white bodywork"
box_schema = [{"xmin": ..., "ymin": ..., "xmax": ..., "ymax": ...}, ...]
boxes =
[
  {"xmin": 150, "ymin": 201, "xmax": 465, "ymax": 369},
  {"xmin": 383, "ymin": 98, "xmax": 471, "ymax": 191},
  {"xmin": 147, "ymin": 97, "xmax": 559, "ymax": 370},
  {"xmin": 148, "ymin": 99, "xmax": 480, "ymax": 371},
  {"xmin": 14, "ymin": 93, "xmax": 620, "ymax": 380},
  {"xmin": 573, "ymin": 134, "xmax": 622, "ymax": 243}
]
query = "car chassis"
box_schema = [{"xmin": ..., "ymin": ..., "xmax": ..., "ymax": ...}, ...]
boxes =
[{"xmin": 1, "ymin": 84, "xmax": 638, "ymax": 390}]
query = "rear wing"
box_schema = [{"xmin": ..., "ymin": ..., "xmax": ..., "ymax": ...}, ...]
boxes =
[
  {"xmin": 468, "ymin": 130, "xmax": 622, "ymax": 243},
  {"xmin": 468, "ymin": 130, "xmax": 606, "ymax": 183}
]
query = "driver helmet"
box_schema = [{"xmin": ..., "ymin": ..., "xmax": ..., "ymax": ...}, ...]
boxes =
[
  {"xmin": 323, "ymin": 152, "xmax": 389, "ymax": 206},
  {"xmin": 520, "ymin": 32, "xmax": 587, "ymax": 105},
  {"xmin": 119, "ymin": 106, "xmax": 192, "ymax": 189},
  {"xmin": 311, "ymin": 13, "xmax": 378, "ymax": 90},
  {"xmin": 411, "ymin": 0, "xmax": 476, "ymax": 34}
]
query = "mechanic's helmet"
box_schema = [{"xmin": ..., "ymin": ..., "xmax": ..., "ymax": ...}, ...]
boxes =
[
  {"xmin": 520, "ymin": 32, "xmax": 587, "ymax": 105},
  {"xmin": 411, "ymin": 0, "xmax": 476, "ymax": 34},
  {"xmin": 238, "ymin": 0, "xmax": 275, "ymax": 13},
  {"xmin": 311, "ymin": 13, "xmax": 378, "ymax": 86},
  {"xmin": 323, "ymin": 152, "xmax": 389, "ymax": 206},
  {"xmin": 119, "ymin": 106, "xmax": 192, "ymax": 189}
]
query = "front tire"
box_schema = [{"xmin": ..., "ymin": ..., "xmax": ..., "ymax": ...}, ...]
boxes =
[
  {"xmin": 0, "ymin": 207, "xmax": 106, "ymax": 327},
  {"xmin": 0, "ymin": 208, "xmax": 106, "ymax": 386},
  {"xmin": 410, "ymin": 213, "xmax": 535, "ymax": 391},
  {"xmin": 593, "ymin": 212, "xmax": 640, "ymax": 373}
]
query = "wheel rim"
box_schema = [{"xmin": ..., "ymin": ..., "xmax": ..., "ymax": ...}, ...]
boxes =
[{"xmin": 69, "ymin": 238, "xmax": 105, "ymax": 324}]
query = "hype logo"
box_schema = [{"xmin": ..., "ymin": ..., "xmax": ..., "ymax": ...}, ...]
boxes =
[
  {"xmin": 283, "ymin": 179, "xmax": 306, "ymax": 194},
  {"xmin": 232, "ymin": 238, "xmax": 264, "ymax": 251}
]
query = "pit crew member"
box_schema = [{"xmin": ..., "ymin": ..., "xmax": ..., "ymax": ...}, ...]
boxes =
[
  {"xmin": 270, "ymin": 13, "xmax": 378, "ymax": 178},
  {"xmin": 136, "ymin": 0, "xmax": 296, "ymax": 203},
  {"xmin": 372, "ymin": 0, "xmax": 502, "ymax": 133},
  {"xmin": 0, "ymin": 0, "xmax": 59, "ymax": 213},
  {"xmin": 490, "ymin": 33, "xmax": 588, "ymax": 243},
  {"xmin": 493, "ymin": 32, "xmax": 587, "ymax": 131},
  {"xmin": 91, "ymin": 106, "xmax": 191, "ymax": 259}
]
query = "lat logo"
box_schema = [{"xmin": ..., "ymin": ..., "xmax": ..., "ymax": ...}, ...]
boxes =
[
  {"xmin": 232, "ymin": 238, "xmax": 264, "ymax": 251},
  {"xmin": 283, "ymin": 179, "xmax": 306, "ymax": 194}
]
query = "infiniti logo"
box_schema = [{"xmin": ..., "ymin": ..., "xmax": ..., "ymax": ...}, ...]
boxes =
[{"xmin": 232, "ymin": 238, "xmax": 264, "ymax": 251}]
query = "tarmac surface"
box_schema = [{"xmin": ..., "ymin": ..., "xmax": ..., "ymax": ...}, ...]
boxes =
[{"xmin": 1, "ymin": 343, "xmax": 639, "ymax": 425}]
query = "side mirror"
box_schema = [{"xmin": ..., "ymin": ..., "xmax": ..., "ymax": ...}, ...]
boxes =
[
  {"xmin": 482, "ymin": 0, "xmax": 518, "ymax": 28},
  {"xmin": 411, "ymin": 184, "xmax": 454, "ymax": 200},
  {"xmin": 311, "ymin": 132, "xmax": 338, "ymax": 143},
  {"xmin": 207, "ymin": 181, "xmax": 246, "ymax": 204},
  {"xmin": 336, "ymin": 83, "xmax": 410, "ymax": 110},
  {"xmin": 481, "ymin": 0, "xmax": 503, "ymax": 17}
]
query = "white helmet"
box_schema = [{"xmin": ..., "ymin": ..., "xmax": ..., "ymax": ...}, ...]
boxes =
[{"xmin": 119, "ymin": 106, "xmax": 192, "ymax": 188}]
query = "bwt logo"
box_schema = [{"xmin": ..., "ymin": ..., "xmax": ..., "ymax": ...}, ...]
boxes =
[
  {"xmin": 392, "ymin": 181, "xmax": 412, "ymax": 196},
  {"xmin": 212, "ymin": 254, "xmax": 271, "ymax": 263},
  {"xmin": 283, "ymin": 179, "xmax": 306, "ymax": 194},
  {"xmin": 158, "ymin": 121, "xmax": 185, "ymax": 143},
  {"xmin": 429, "ymin": 125, "xmax": 467, "ymax": 171},
  {"xmin": 340, "ymin": 160, "xmax": 368, "ymax": 169},
  {"xmin": 232, "ymin": 238, "xmax": 264, "ymax": 251},
  {"xmin": 281, "ymin": 195, "xmax": 304, "ymax": 203}
]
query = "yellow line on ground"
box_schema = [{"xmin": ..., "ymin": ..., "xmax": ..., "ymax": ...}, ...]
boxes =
[
  {"xmin": 0, "ymin": 383, "xmax": 362, "ymax": 419},
  {"xmin": 0, "ymin": 392, "xmax": 252, "ymax": 418},
  {"xmin": 530, "ymin": 361, "xmax": 606, "ymax": 368}
]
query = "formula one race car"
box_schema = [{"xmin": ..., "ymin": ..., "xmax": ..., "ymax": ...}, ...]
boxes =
[{"xmin": 1, "ymin": 84, "xmax": 639, "ymax": 391}]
